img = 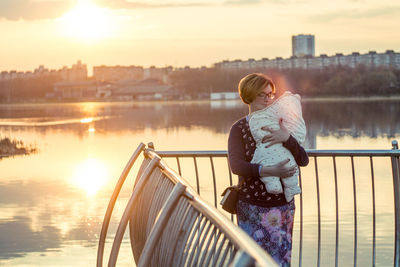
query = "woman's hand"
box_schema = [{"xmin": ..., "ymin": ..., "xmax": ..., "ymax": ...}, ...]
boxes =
[
  {"xmin": 261, "ymin": 119, "xmax": 290, "ymax": 148},
  {"xmin": 260, "ymin": 159, "xmax": 297, "ymax": 178}
]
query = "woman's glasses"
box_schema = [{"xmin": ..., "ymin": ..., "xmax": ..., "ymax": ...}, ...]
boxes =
[{"xmin": 257, "ymin": 92, "xmax": 275, "ymax": 100}]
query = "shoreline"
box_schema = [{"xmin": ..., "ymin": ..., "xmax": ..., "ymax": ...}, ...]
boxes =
[
  {"xmin": 1, "ymin": 95, "xmax": 400, "ymax": 106},
  {"xmin": 301, "ymin": 95, "xmax": 400, "ymax": 102}
]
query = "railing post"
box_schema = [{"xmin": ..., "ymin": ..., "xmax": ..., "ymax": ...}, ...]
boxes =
[
  {"xmin": 147, "ymin": 142, "xmax": 155, "ymax": 150},
  {"xmin": 229, "ymin": 250, "xmax": 255, "ymax": 267},
  {"xmin": 391, "ymin": 140, "xmax": 400, "ymax": 267}
]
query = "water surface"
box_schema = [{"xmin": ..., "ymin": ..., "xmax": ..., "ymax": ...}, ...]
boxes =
[{"xmin": 0, "ymin": 99, "xmax": 399, "ymax": 266}]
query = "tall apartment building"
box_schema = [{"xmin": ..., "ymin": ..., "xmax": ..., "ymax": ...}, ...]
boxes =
[
  {"xmin": 143, "ymin": 66, "xmax": 173, "ymax": 83},
  {"xmin": 59, "ymin": 60, "xmax": 88, "ymax": 81},
  {"xmin": 292, "ymin": 34, "xmax": 315, "ymax": 57}
]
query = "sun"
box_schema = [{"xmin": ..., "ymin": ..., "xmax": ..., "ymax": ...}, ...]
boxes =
[{"xmin": 59, "ymin": 0, "xmax": 116, "ymax": 42}]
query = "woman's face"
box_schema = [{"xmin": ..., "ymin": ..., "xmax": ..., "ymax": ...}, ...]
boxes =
[{"xmin": 249, "ymin": 84, "xmax": 275, "ymax": 112}]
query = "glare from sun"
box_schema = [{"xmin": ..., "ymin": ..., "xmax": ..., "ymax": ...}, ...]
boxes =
[
  {"xmin": 59, "ymin": 0, "xmax": 116, "ymax": 42},
  {"xmin": 72, "ymin": 158, "xmax": 109, "ymax": 196},
  {"xmin": 81, "ymin": 117, "xmax": 94, "ymax": 123}
]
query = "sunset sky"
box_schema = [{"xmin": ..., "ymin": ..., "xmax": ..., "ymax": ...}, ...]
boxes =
[{"xmin": 0, "ymin": 0, "xmax": 399, "ymax": 73}]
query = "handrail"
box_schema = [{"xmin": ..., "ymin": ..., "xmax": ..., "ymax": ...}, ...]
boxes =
[
  {"xmin": 156, "ymin": 149, "xmax": 400, "ymax": 157},
  {"xmin": 154, "ymin": 141, "xmax": 400, "ymax": 266},
  {"xmin": 100, "ymin": 145, "xmax": 277, "ymax": 266},
  {"xmin": 108, "ymin": 156, "xmax": 160, "ymax": 267},
  {"xmin": 137, "ymin": 183, "xmax": 188, "ymax": 266},
  {"xmin": 96, "ymin": 143, "xmax": 145, "ymax": 267},
  {"xmin": 155, "ymin": 150, "xmax": 228, "ymax": 157},
  {"xmin": 143, "ymin": 148, "xmax": 278, "ymax": 266},
  {"xmin": 391, "ymin": 141, "xmax": 400, "ymax": 267},
  {"xmin": 99, "ymin": 141, "xmax": 400, "ymax": 266},
  {"xmin": 188, "ymin": 193, "xmax": 277, "ymax": 265},
  {"xmin": 143, "ymin": 154, "xmax": 256, "ymax": 251}
]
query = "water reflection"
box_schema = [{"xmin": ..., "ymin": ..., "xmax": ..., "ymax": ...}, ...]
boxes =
[
  {"xmin": 1, "ymin": 100, "xmax": 400, "ymax": 148},
  {"xmin": 0, "ymin": 216, "xmax": 61, "ymax": 259},
  {"xmin": 0, "ymin": 180, "xmax": 80, "ymax": 205},
  {"xmin": 303, "ymin": 100, "xmax": 400, "ymax": 147},
  {"xmin": 72, "ymin": 158, "xmax": 109, "ymax": 196},
  {"xmin": 0, "ymin": 100, "xmax": 399, "ymax": 266},
  {"xmin": 0, "ymin": 178, "xmax": 125, "ymax": 263},
  {"xmin": 80, "ymin": 117, "xmax": 94, "ymax": 123}
]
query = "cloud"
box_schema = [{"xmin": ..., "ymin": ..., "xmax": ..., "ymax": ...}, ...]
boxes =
[
  {"xmin": 0, "ymin": 0, "xmax": 268, "ymax": 20},
  {"xmin": 96, "ymin": 0, "xmax": 209, "ymax": 9},
  {"xmin": 223, "ymin": 0, "xmax": 261, "ymax": 5},
  {"xmin": 0, "ymin": 0, "xmax": 212, "ymax": 20},
  {"xmin": 97, "ymin": 0, "xmax": 267, "ymax": 9},
  {"xmin": 308, "ymin": 6, "xmax": 400, "ymax": 23},
  {"xmin": 0, "ymin": 0, "xmax": 73, "ymax": 20}
]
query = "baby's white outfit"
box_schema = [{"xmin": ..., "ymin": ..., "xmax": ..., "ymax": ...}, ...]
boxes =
[{"xmin": 249, "ymin": 91, "xmax": 306, "ymax": 202}]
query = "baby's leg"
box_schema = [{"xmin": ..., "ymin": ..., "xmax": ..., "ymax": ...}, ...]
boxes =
[
  {"xmin": 282, "ymin": 173, "xmax": 302, "ymax": 202},
  {"xmin": 260, "ymin": 176, "xmax": 283, "ymax": 194},
  {"xmin": 281, "ymin": 169, "xmax": 300, "ymax": 188}
]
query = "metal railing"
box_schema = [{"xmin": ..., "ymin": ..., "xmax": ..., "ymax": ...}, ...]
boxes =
[
  {"xmin": 97, "ymin": 143, "xmax": 278, "ymax": 267},
  {"xmin": 156, "ymin": 141, "xmax": 400, "ymax": 267},
  {"xmin": 97, "ymin": 141, "xmax": 400, "ymax": 266}
]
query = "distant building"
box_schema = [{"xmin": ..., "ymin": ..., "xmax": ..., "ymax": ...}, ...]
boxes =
[
  {"xmin": 210, "ymin": 92, "xmax": 239, "ymax": 100},
  {"xmin": 143, "ymin": 66, "xmax": 173, "ymax": 84},
  {"xmin": 33, "ymin": 65, "xmax": 48, "ymax": 76},
  {"xmin": 292, "ymin": 34, "xmax": 315, "ymax": 57},
  {"xmin": 96, "ymin": 83, "xmax": 116, "ymax": 98},
  {"xmin": 53, "ymin": 80, "xmax": 97, "ymax": 99},
  {"xmin": 93, "ymin": 65, "xmax": 144, "ymax": 81},
  {"xmin": 0, "ymin": 71, "xmax": 10, "ymax": 80},
  {"xmin": 59, "ymin": 60, "xmax": 88, "ymax": 81},
  {"xmin": 214, "ymin": 35, "xmax": 399, "ymax": 70},
  {"xmin": 0, "ymin": 60, "xmax": 87, "ymax": 81},
  {"xmin": 215, "ymin": 50, "xmax": 400, "ymax": 70},
  {"xmin": 92, "ymin": 65, "xmax": 174, "ymax": 84},
  {"xmin": 113, "ymin": 78, "xmax": 178, "ymax": 100}
]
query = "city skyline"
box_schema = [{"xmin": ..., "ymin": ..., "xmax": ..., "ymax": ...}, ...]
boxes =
[
  {"xmin": 2, "ymin": 47, "xmax": 399, "ymax": 79},
  {"xmin": 0, "ymin": 0, "xmax": 399, "ymax": 73}
]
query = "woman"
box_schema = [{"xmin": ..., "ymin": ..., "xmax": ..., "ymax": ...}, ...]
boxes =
[{"xmin": 228, "ymin": 73, "xmax": 309, "ymax": 266}]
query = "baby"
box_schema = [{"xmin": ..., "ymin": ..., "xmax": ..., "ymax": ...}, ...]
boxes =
[{"xmin": 249, "ymin": 91, "xmax": 306, "ymax": 202}]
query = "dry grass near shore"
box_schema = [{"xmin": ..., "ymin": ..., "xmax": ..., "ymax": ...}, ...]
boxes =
[{"xmin": 0, "ymin": 137, "xmax": 37, "ymax": 159}]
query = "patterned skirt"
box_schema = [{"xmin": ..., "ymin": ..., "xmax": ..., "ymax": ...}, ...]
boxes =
[{"xmin": 237, "ymin": 200, "xmax": 295, "ymax": 267}]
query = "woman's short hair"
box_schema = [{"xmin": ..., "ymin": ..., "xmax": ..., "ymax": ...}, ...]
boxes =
[{"xmin": 238, "ymin": 73, "xmax": 276, "ymax": 104}]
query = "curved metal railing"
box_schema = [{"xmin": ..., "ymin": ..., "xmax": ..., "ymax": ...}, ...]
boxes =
[
  {"xmin": 97, "ymin": 143, "xmax": 278, "ymax": 267},
  {"xmin": 97, "ymin": 141, "xmax": 400, "ymax": 266}
]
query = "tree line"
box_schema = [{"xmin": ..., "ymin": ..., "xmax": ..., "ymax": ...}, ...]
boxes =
[
  {"xmin": 0, "ymin": 76, "xmax": 61, "ymax": 102},
  {"xmin": 169, "ymin": 65, "xmax": 400, "ymax": 97},
  {"xmin": 1, "ymin": 65, "xmax": 399, "ymax": 102}
]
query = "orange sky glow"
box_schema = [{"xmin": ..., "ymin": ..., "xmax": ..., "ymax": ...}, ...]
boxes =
[{"xmin": 0, "ymin": 0, "xmax": 399, "ymax": 72}]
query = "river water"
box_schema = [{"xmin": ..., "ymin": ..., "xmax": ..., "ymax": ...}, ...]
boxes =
[{"xmin": 0, "ymin": 99, "xmax": 399, "ymax": 266}]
